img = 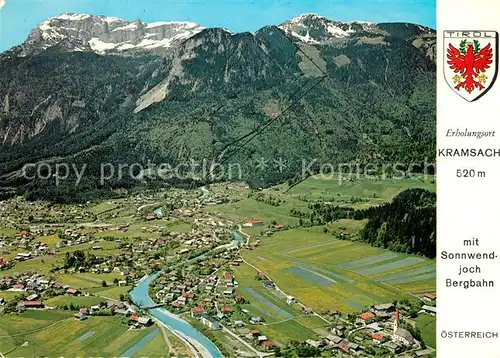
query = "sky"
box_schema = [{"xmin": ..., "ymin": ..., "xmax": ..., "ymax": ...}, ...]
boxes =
[{"xmin": 0, "ymin": 0, "xmax": 436, "ymax": 52}]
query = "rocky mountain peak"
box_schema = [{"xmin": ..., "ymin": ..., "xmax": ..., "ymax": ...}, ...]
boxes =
[
  {"xmin": 6, "ymin": 12, "xmax": 436, "ymax": 58},
  {"xmin": 279, "ymin": 13, "xmax": 379, "ymax": 44},
  {"xmin": 19, "ymin": 13, "xmax": 205, "ymax": 56}
]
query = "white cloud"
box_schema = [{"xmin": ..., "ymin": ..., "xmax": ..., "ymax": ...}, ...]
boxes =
[{"xmin": 0, "ymin": 0, "xmax": 5, "ymax": 9}]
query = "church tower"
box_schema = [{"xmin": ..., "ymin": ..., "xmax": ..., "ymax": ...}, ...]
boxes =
[{"xmin": 393, "ymin": 308, "xmax": 400, "ymax": 333}]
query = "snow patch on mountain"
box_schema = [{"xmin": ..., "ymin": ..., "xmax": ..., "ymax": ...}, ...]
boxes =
[
  {"xmin": 88, "ymin": 38, "xmax": 117, "ymax": 52},
  {"xmin": 12, "ymin": 12, "xmax": 432, "ymax": 57},
  {"xmin": 280, "ymin": 13, "xmax": 383, "ymax": 44},
  {"xmin": 290, "ymin": 13, "xmax": 325, "ymax": 23},
  {"xmin": 19, "ymin": 13, "xmax": 206, "ymax": 56},
  {"xmin": 326, "ymin": 24, "xmax": 352, "ymax": 37},
  {"xmin": 102, "ymin": 16, "xmax": 121, "ymax": 23},
  {"xmin": 289, "ymin": 31, "xmax": 319, "ymax": 44},
  {"xmin": 112, "ymin": 23, "xmax": 139, "ymax": 32},
  {"xmin": 54, "ymin": 13, "xmax": 92, "ymax": 21}
]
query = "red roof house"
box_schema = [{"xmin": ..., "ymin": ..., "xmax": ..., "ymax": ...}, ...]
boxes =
[
  {"xmin": 243, "ymin": 219, "xmax": 264, "ymax": 227},
  {"xmin": 360, "ymin": 312, "xmax": 375, "ymax": 321},
  {"xmin": 23, "ymin": 301, "xmax": 44, "ymax": 309},
  {"xmin": 222, "ymin": 305, "xmax": 232, "ymax": 313},
  {"xmin": 372, "ymin": 333, "xmax": 386, "ymax": 343},
  {"xmin": 191, "ymin": 306, "xmax": 205, "ymax": 317},
  {"xmin": 302, "ymin": 306, "xmax": 313, "ymax": 314},
  {"xmin": 262, "ymin": 341, "xmax": 276, "ymax": 350},
  {"xmin": 337, "ymin": 342, "xmax": 350, "ymax": 353}
]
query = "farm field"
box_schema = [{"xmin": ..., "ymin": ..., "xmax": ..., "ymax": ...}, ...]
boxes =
[
  {"xmin": 1, "ymin": 243, "xmax": 128, "ymax": 281},
  {"xmin": 230, "ymin": 262, "xmax": 327, "ymax": 345},
  {"xmin": 414, "ymin": 314, "xmax": 437, "ymax": 349},
  {"xmin": 38, "ymin": 234, "xmax": 60, "ymax": 245},
  {"xmin": 204, "ymin": 326, "xmax": 256, "ymax": 357},
  {"xmin": 205, "ymin": 197, "xmax": 307, "ymax": 226},
  {"xmin": 241, "ymin": 227, "xmax": 436, "ymax": 313},
  {"xmin": 0, "ymin": 310, "xmax": 72, "ymax": 353},
  {"xmin": 162, "ymin": 327, "xmax": 193, "ymax": 357},
  {"xmin": 89, "ymin": 201, "xmax": 121, "ymax": 215},
  {"xmin": 94, "ymin": 221, "xmax": 192, "ymax": 239},
  {"xmin": 120, "ymin": 328, "xmax": 161, "ymax": 358},
  {"xmin": 89, "ymin": 285, "xmax": 132, "ymax": 300},
  {"xmin": 206, "ymin": 176, "xmax": 434, "ymax": 232},
  {"xmin": 1, "ymin": 242, "xmax": 124, "ymax": 277},
  {"xmin": 44, "ymin": 295, "xmax": 104, "ymax": 308},
  {"xmin": 0, "ymin": 291, "xmax": 21, "ymax": 301},
  {"xmin": 133, "ymin": 330, "xmax": 169, "ymax": 357},
  {"xmin": 252, "ymin": 318, "xmax": 319, "ymax": 343},
  {"xmin": 55, "ymin": 273, "xmax": 124, "ymax": 290},
  {"xmin": 0, "ymin": 255, "xmax": 60, "ymax": 276},
  {"xmin": 0, "ymin": 310, "xmax": 159, "ymax": 357},
  {"xmin": 287, "ymin": 175, "xmax": 435, "ymax": 203},
  {"xmin": 59, "ymin": 241, "xmax": 123, "ymax": 256}
]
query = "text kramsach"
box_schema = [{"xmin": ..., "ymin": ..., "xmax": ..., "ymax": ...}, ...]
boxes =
[
  {"xmin": 441, "ymin": 251, "xmax": 497, "ymax": 259},
  {"xmin": 438, "ymin": 148, "xmax": 500, "ymax": 157}
]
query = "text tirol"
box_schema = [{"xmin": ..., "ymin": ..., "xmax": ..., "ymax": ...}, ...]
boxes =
[{"xmin": 444, "ymin": 31, "xmax": 496, "ymax": 38}]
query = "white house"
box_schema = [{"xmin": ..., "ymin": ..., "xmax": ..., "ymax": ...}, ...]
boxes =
[
  {"xmin": 200, "ymin": 314, "xmax": 220, "ymax": 329},
  {"xmin": 243, "ymin": 220, "xmax": 264, "ymax": 227}
]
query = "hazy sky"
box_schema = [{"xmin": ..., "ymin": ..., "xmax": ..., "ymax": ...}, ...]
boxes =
[{"xmin": 0, "ymin": 0, "xmax": 436, "ymax": 52}]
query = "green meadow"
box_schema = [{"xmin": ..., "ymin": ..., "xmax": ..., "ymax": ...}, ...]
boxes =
[
  {"xmin": 230, "ymin": 262, "xmax": 327, "ymax": 345},
  {"xmin": 206, "ymin": 196, "xmax": 307, "ymax": 226},
  {"xmin": 287, "ymin": 174, "xmax": 435, "ymax": 203},
  {"xmin": 89, "ymin": 285, "xmax": 132, "ymax": 300},
  {"xmin": 241, "ymin": 227, "xmax": 435, "ymax": 313},
  {"xmin": 0, "ymin": 311, "xmax": 161, "ymax": 357},
  {"xmin": 206, "ymin": 175, "xmax": 434, "ymax": 226},
  {"xmin": 44, "ymin": 295, "xmax": 105, "ymax": 308},
  {"xmin": 133, "ymin": 332, "xmax": 169, "ymax": 358},
  {"xmin": 94, "ymin": 221, "xmax": 192, "ymax": 239},
  {"xmin": 414, "ymin": 314, "xmax": 437, "ymax": 348}
]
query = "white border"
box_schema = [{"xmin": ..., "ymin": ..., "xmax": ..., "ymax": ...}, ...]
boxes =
[{"xmin": 437, "ymin": 0, "xmax": 500, "ymax": 356}]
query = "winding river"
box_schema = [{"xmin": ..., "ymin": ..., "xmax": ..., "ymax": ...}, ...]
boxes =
[
  {"xmin": 129, "ymin": 187, "xmax": 245, "ymax": 358},
  {"xmin": 129, "ymin": 273, "xmax": 222, "ymax": 358}
]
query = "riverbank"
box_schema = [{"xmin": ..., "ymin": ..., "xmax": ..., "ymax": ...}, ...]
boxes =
[
  {"xmin": 130, "ymin": 271, "xmax": 223, "ymax": 358},
  {"xmin": 128, "ymin": 186, "xmax": 242, "ymax": 358}
]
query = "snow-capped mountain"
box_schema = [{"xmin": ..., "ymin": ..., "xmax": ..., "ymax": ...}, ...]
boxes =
[
  {"xmin": 7, "ymin": 12, "xmax": 436, "ymax": 58},
  {"xmin": 278, "ymin": 13, "xmax": 380, "ymax": 43},
  {"xmin": 18, "ymin": 13, "xmax": 205, "ymax": 56},
  {"xmin": 0, "ymin": 12, "xmax": 436, "ymax": 201},
  {"xmin": 278, "ymin": 13, "xmax": 435, "ymax": 59}
]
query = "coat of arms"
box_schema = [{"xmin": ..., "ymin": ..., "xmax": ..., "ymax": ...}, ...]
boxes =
[{"xmin": 444, "ymin": 31, "xmax": 498, "ymax": 101}]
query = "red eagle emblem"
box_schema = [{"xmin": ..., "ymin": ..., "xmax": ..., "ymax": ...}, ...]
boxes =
[{"xmin": 446, "ymin": 40, "xmax": 493, "ymax": 93}]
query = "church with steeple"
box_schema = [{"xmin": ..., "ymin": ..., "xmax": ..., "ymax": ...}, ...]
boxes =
[{"xmin": 392, "ymin": 309, "xmax": 415, "ymax": 346}]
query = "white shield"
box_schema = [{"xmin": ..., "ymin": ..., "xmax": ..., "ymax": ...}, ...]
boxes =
[{"xmin": 444, "ymin": 31, "xmax": 498, "ymax": 101}]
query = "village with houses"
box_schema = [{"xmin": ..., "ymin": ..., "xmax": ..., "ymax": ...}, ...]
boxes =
[{"xmin": 0, "ymin": 179, "xmax": 437, "ymax": 357}]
